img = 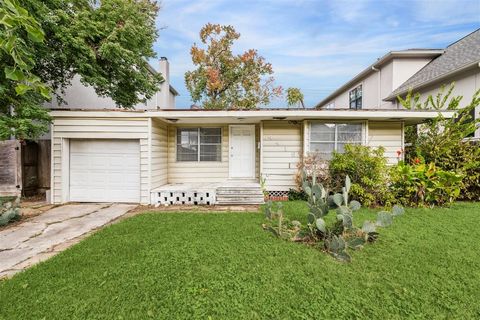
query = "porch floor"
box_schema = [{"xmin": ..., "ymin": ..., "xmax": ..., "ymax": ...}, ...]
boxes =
[
  {"xmin": 151, "ymin": 180, "xmax": 264, "ymax": 205},
  {"xmin": 151, "ymin": 179, "xmax": 260, "ymax": 192}
]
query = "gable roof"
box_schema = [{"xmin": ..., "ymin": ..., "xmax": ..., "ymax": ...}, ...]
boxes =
[
  {"xmin": 314, "ymin": 49, "xmax": 443, "ymax": 109},
  {"xmin": 386, "ymin": 29, "xmax": 480, "ymax": 100}
]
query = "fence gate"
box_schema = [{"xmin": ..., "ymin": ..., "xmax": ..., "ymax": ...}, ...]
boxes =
[
  {"xmin": 21, "ymin": 141, "xmax": 39, "ymax": 197},
  {"xmin": 0, "ymin": 140, "xmax": 21, "ymax": 197}
]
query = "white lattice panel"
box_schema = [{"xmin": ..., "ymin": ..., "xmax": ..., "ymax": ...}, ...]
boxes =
[{"xmin": 152, "ymin": 189, "xmax": 216, "ymax": 205}]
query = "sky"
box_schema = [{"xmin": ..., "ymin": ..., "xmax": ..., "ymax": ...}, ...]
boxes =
[{"xmin": 151, "ymin": 0, "xmax": 480, "ymax": 109}]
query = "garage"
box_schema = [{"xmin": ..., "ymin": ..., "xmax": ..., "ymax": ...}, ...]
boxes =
[{"xmin": 69, "ymin": 139, "xmax": 140, "ymax": 203}]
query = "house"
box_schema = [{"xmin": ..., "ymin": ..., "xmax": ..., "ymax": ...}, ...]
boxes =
[
  {"xmin": 0, "ymin": 58, "xmax": 178, "ymax": 198},
  {"xmin": 48, "ymin": 108, "xmax": 454, "ymax": 205},
  {"xmin": 316, "ymin": 29, "xmax": 480, "ymax": 138},
  {"xmin": 46, "ymin": 57, "xmax": 178, "ymax": 111},
  {"xmin": 48, "ymin": 30, "xmax": 480, "ymax": 206}
]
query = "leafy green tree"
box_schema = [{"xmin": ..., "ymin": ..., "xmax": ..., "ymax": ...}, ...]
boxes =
[
  {"xmin": 286, "ymin": 87, "xmax": 305, "ymax": 108},
  {"xmin": 1, "ymin": 0, "xmax": 163, "ymax": 140},
  {"xmin": 0, "ymin": 0, "xmax": 51, "ymax": 139},
  {"xmin": 185, "ymin": 23, "xmax": 282, "ymax": 109}
]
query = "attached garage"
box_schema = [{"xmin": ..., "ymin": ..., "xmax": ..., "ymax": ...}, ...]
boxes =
[{"xmin": 69, "ymin": 140, "xmax": 140, "ymax": 203}]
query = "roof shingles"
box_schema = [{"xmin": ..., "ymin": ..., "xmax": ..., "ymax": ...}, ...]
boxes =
[{"xmin": 389, "ymin": 29, "xmax": 480, "ymax": 98}]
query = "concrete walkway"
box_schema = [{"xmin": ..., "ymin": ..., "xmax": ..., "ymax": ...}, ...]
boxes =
[{"xmin": 0, "ymin": 203, "xmax": 136, "ymax": 278}]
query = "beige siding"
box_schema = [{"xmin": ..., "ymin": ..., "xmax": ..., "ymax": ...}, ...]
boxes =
[
  {"xmin": 367, "ymin": 121, "xmax": 403, "ymax": 164},
  {"xmin": 51, "ymin": 117, "xmax": 150, "ymax": 204},
  {"xmin": 167, "ymin": 124, "xmax": 260, "ymax": 183},
  {"xmin": 167, "ymin": 124, "xmax": 229, "ymax": 183},
  {"xmin": 150, "ymin": 119, "xmax": 168, "ymax": 189},
  {"xmin": 262, "ymin": 121, "xmax": 302, "ymax": 191}
]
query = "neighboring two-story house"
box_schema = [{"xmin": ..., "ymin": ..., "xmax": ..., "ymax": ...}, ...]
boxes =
[
  {"xmin": 316, "ymin": 29, "xmax": 480, "ymax": 139},
  {"xmin": 46, "ymin": 57, "xmax": 178, "ymax": 111}
]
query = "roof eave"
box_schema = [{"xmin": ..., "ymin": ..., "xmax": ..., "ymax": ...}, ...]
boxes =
[
  {"xmin": 50, "ymin": 109, "xmax": 456, "ymax": 125},
  {"xmin": 385, "ymin": 60, "xmax": 480, "ymax": 101}
]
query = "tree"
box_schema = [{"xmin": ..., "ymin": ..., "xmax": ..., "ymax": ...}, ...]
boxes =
[
  {"xmin": 286, "ymin": 87, "xmax": 305, "ymax": 108},
  {"xmin": 185, "ymin": 23, "xmax": 282, "ymax": 110},
  {"xmin": 1, "ymin": 0, "xmax": 163, "ymax": 140},
  {"xmin": 0, "ymin": 0, "xmax": 51, "ymax": 140}
]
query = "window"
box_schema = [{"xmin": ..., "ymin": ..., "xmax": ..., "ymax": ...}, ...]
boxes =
[
  {"xmin": 177, "ymin": 128, "xmax": 222, "ymax": 162},
  {"xmin": 310, "ymin": 123, "xmax": 362, "ymax": 160},
  {"xmin": 349, "ymin": 85, "xmax": 362, "ymax": 109}
]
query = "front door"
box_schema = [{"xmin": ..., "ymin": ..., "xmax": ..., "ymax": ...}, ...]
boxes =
[{"xmin": 229, "ymin": 125, "xmax": 255, "ymax": 178}]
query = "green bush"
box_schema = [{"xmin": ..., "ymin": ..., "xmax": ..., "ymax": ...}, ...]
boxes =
[
  {"xmin": 329, "ymin": 144, "xmax": 392, "ymax": 207},
  {"xmin": 401, "ymin": 85, "xmax": 480, "ymax": 201},
  {"xmin": 0, "ymin": 197, "xmax": 21, "ymax": 226},
  {"xmin": 287, "ymin": 188, "xmax": 307, "ymax": 201},
  {"xmin": 390, "ymin": 161, "xmax": 463, "ymax": 207}
]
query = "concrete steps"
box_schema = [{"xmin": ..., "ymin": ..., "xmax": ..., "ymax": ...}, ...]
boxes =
[{"xmin": 216, "ymin": 185, "xmax": 265, "ymax": 205}]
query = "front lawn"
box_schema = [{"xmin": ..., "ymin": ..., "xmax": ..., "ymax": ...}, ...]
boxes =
[{"xmin": 1, "ymin": 202, "xmax": 480, "ymax": 319}]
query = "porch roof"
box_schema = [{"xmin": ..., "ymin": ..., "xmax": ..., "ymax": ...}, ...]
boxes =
[{"xmin": 50, "ymin": 108, "xmax": 456, "ymax": 125}]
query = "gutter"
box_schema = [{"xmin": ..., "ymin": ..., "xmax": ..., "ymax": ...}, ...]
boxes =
[
  {"xmin": 385, "ymin": 60, "xmax": 480, "ymax": 101},
  {"xmin": 50, "ymin": 109, "xmax": 456, "ymax": 125}
]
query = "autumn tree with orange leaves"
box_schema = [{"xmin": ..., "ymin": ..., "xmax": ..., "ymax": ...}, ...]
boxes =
[{"xmin": 185, "ymin": 23, "xmax": 282, "ymax": 109}]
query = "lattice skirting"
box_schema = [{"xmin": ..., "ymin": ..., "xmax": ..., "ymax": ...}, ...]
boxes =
[
  {"xmin": 266, "ymin": 190, "xmax": 289, "ymax": 201},
  {"xmin": 152, "ymin": 190, "xmax": 216, "ymax": 205}
]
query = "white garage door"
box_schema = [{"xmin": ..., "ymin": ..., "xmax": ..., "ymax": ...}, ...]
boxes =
[{"xmin": 69, "ymin": 140, "xmax": 140, "ymax": 202}]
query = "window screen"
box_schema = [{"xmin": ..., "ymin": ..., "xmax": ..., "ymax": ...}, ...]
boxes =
[
  {"xmin": 310, "ymin": 123, "xmax": 362, "ymax": 160},
  {"xmin": 177, "ymin": 128, "xmax": 221, "ymax": 161}
]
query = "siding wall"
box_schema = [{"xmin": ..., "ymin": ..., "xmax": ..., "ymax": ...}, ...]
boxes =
[
  {"xmin": 261, "ymin": 121, "xmax": 302, "ymax": 191},
  {"xmin": 367, "ymin": 121, "xmax": 403, "ymax": 164},
  {"xmin": 166, "ymin": 124, "xmax": 260, "ymax": 184},
  {"xmin": 150, "ymin": 119, "xmax": 168, "ymax": 189},
  {"xmin": 167, "ymin": 124, "xmax": 229, "ymax": 183},
  {"xmin": 51, "ymin": 117, "xmax": 150, "ymax": 204}
]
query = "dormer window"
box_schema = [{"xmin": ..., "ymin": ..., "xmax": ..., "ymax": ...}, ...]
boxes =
[{"xmin": 349, "ymin": 85, "xmax": 362, "ymax": 109}]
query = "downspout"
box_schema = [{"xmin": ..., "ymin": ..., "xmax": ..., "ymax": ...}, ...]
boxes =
[{"xmin": 371, "ymin": 66, "xmax": 381, "ymax": 108}]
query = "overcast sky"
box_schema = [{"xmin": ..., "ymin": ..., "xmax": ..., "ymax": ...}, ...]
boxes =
[{"xmin": 151, "ymin": 0, "xmax": 480, "ymax": 108}]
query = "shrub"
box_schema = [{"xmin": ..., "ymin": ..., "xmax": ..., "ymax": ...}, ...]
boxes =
[
  {"xmin": 295, "ymin": 152, "xmax": 331, "ymax": 189},
  {"xmin": 287, "ymin": 188, "xmax": 307, "ymax": 201},
  {"xmin": 329, "ymin": 144, "xmax": 392, "ymax": 207},
  {"xmin": 0, "ymin": 197, "xmax": 21, "ymax": 226},
  {"xmin": 401, "ymin": 85, "xmax": 480, "ymax": 201},
  {"xmin": 390, "ymin": 161, "xmax": 463, "ymax": 207}
]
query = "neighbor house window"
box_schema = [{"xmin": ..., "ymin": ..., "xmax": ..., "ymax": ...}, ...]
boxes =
[
  {"xmin": 310, "ymin": 123, "xmax": 362, "ymax": 160},
  {"xmin": 349, "ymin": 85, "xmax": 362, "ymax": 109},
  {"xmin": 177, "ymin": 128, "xmax": 222, "ymax": 162}
]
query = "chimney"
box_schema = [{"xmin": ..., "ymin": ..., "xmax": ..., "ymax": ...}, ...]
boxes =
[{"xmin": 158, "ymin": 57, "xmax": 171, "ymax": 109}]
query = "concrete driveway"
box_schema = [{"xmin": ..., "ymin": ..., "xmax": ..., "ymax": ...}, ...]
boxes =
[{"xmin": 0, "ymin": 203, "xmax": 136, "ymax": 278}]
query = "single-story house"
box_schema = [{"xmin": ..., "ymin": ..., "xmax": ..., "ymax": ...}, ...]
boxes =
[{"xmin": 49, "ymin": 108, "xmax": 455, "ymax": 205}]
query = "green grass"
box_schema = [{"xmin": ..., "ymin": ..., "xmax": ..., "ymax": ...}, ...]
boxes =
[{"xmin": 1, "ymin": 202, "xmax": 480, "ymax": 319}]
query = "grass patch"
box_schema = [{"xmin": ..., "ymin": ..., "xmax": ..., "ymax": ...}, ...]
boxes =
[{"xmin": 1, "ymin": 202, "xmax": 480, "ymax": 319}]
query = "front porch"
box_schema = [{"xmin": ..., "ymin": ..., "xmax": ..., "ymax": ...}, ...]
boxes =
[{"xmin": 151, "ymin": 180, "xmax": 264, "ymax": 206}]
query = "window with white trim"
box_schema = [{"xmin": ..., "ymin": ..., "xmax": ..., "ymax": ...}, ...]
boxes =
[
  {"xmin": 310, "ymin": 123, "xmax": 362, "ymax": 160},
  {"xmin": 349, "ymin": 85, "xmax": 362, "ymax": 109},
  {"xmin": 176, "ymin": 128, "xmax": 222, "ymax": 162}
]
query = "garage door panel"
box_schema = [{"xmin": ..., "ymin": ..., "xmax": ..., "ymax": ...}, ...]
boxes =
[{"xmin": 69, "ymin": 139, "xmax": 140, "ymax": 203}]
